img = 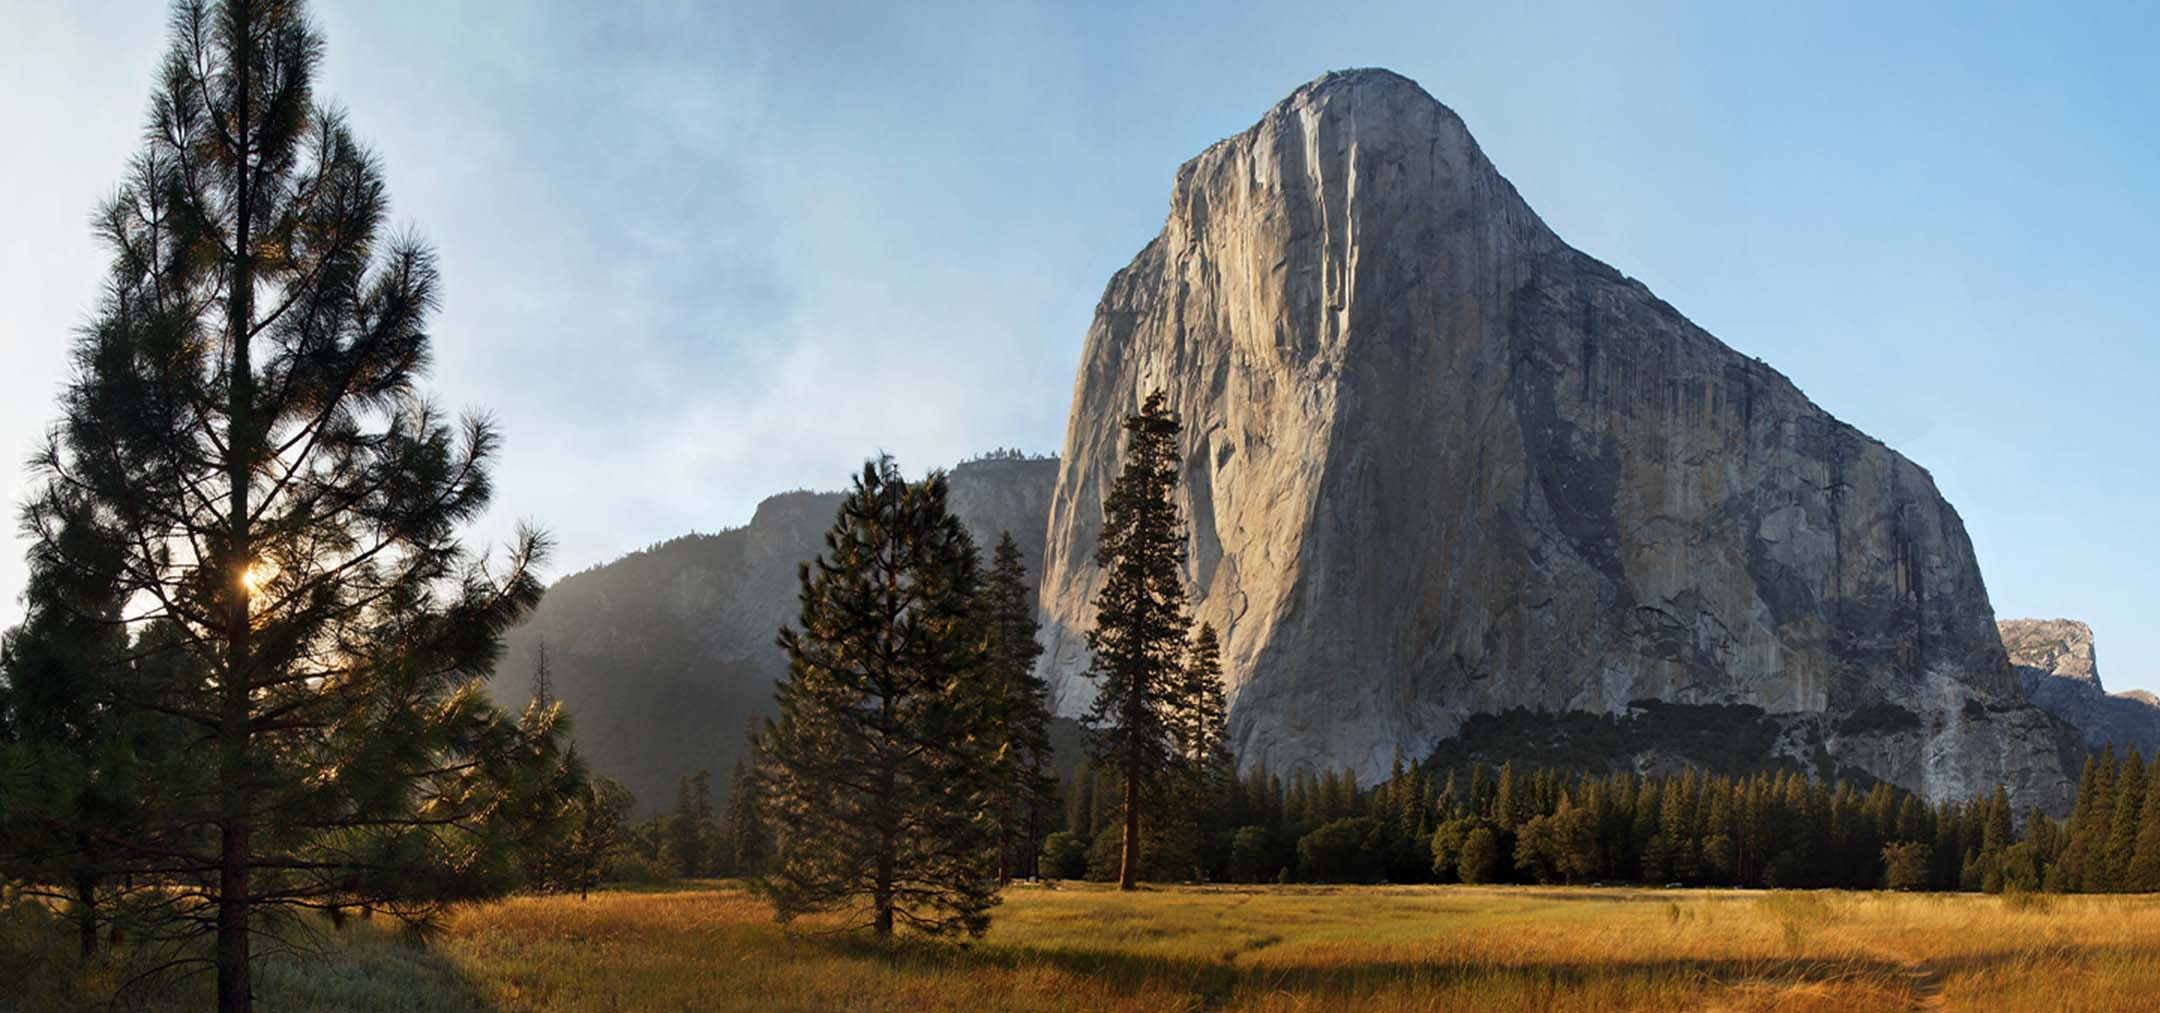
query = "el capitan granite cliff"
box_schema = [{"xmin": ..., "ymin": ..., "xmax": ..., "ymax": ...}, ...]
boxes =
[{"xmin": 1032, "ymin": 69, "xmax": 2079, "ymax": 811}]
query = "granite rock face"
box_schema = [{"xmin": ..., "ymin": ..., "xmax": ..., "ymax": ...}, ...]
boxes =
[
  {"xmin": 2001, "ymin": 618, "xmax": 2101, "ymax": 686},
  {"xmin": 2002, "ymin": 618, "xmax": 2160, "ymax": 754},
  {"xmin": 496, "ymin": 456, "xmax": 1058, "ymax": 807},
  {"xmin": 1035, "ymin": 68, "xmax": 2077, "ymax": 810}
]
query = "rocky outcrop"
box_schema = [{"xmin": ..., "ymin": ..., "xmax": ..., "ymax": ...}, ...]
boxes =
[
  {"xmin": 497, "ymin": 456, "xmax": 1057, "ymax": 807},
  {"xmin": 2001, "ymin": 619, "xmax": 2101, "ymax": 686},
  {"xmin": 2002, "ymin": 619, "xmax": 2160, "ymax": 754},
  {"xmin": 1034, "ymin": 68, "xmax": 2078, "ymax": 811}
]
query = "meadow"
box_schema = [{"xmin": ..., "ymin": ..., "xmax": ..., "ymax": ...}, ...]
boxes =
[{"xmin": 10, "ymin": 881, "xmax": 2160, "ymax": 1011}]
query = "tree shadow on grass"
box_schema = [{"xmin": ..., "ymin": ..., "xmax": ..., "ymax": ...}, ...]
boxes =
[
  {"xmin": 251, "ymin": 920, "xmax": 499, "ymax": 1013},
  {"xmin": 9, "ymin": 920, "xmax": 502, "ymax": 1013},
  {"xmin": 819, "ymin": 928, "xmax": 2160, "ymax": 1009}
]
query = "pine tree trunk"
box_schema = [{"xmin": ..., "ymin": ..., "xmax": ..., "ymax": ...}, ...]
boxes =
[
  {"xmin": 218, "ymin": 15, "xmax": 258, "ymax": 1007},
  {"xmin": 1119, "ymin": 762, "xmax": 1141, "ymax": 891},
  {"xmin": 73, "ymin": 869, "xmax": 97, "ymax": 959},
  {"xmin": 875, "ymin": 758, "xmax": 896, "ymax": 935},
  {"xmin": 874, "ymin": 839, "xmax": 895, "ymax": 935},
  {"xmin": 217, "ymin": 816, "xmax": 251, "ymax": 1012},
  {"xmin": 1026, "ymin": 806, "xmax": 1040, "ymax": 880}
]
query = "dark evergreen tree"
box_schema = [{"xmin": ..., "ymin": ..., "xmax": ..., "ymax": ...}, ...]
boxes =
[
  {"xmin": 723, "ymin": 753, "xmax": 771, "ymax": 877},
  {"xmin": 0, "ymin": 499, "xmax": 166, "ymax": 958},
  {"xmin": 666, "ymin": 771, "xmax": 716, "ymax": 878},
  {"xmin": 530, "ymin": 640, "xmax": 556, "ymax": 710},
  {"xmin": 1458, "ymin": 826, "xmax": 1504, "ymax": 884},
  {"xmin": 1063, "ymin": 758, "xmax": 1097, "ymax": 838},
  {"xmin": 559, "ymin": 776, "xmax": 635, "ymax": 899},
  {"xmin": 1160, "ymin": 622, "xmax": 1233, "ymax": 880},
  {"xmin": 11, "ymin": 3, "xmax": 574, "ymax": 1006},
  {"xmin": 1038, "ymin": 831, "xmax": 1088, "ymax": 880},
  {"xmin": 1883, "ymin": 841, "xmax": 1933, "ymax": 890},
  {"xmin": 1080, "ymin": 391, "xmax": 1192, "ymax": 890},
  {"xmin": 756, "ymin": 457, "xmax": 1001, "ymax": 936},
  {"xmin": 2105, "ymin": 750, "xmax": 2147, "ymax": 890},
  {"xmin": 976, "ymin": 532, "xmax": 1055, "ymax": 882},
  {"xmin": 2127, "ymin": 768, "xmax": 2160, "ymax": 892}
]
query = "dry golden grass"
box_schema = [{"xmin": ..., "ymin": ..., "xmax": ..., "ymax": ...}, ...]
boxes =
[{"xmin": 13, "ymin": 882, "xmax": 2160, "ymax": 1010}]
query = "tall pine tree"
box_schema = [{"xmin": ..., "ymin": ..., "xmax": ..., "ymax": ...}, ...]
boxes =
[
  {"xmin": 976, "ymin": 532, "xmax": 1056, "ymax": 883},
  {"xmin": 13, "ymin": 3, "xmax": 578, "ymax": 1005},
  {"xmin": 1081, "ymin": 391, "xmax": 1192, "ymax": 890},
  {"xmin": 757, "ymin": 457, "xmax": 1001, "ymax": 936},
  {"xmin": 1166, "ymin": 622, "xmax": 1233, "ymax": 879}
]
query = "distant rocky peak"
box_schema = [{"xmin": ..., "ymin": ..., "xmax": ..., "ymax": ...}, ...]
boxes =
[{"xmin": 1999, "ymin": 619, "xmax": 2103, "ymax": 690}]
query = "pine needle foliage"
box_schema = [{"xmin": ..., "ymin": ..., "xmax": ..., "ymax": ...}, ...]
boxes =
[{"xmin": 757, "ymin": 457, "xmax": 1001, "ymax": 937}]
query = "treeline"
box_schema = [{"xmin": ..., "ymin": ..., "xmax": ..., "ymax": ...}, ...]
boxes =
[
  {"xmin": 601, "ymin": 761, "xmax": 773, "ymax": 884},
  {"xmin": 1047, "ymin": 758, "xmax": 2001, "ymax": 890},
  {"xmin": 1043, "ymin": 746, "xmax": 2160, "ymax": 895}
]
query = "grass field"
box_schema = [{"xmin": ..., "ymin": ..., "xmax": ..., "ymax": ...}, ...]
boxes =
[{"xmin": 13, "ymin": 881, "xmax": 2160, "ymax": 1010}]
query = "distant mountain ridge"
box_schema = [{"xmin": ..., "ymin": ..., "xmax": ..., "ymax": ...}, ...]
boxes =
[{"xmin": 2000, "ymin": 618, "xmax": 2160, "ymax": 755}]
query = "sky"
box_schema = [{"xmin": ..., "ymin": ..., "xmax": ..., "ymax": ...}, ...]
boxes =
[{"xmin": 2, "ymin": 2, "xmax": 2155, "ymax": 688}]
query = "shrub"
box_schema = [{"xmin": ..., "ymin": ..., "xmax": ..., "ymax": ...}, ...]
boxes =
[
  {"xmin": 1431, "ymin": 818, "xmax": 1474, "ymax": 882},
  {"xmin": 1228, "ymin": 826, "xmax": 1280, "ymax": 884},
  {"xmin": 606, "ymin": 851, "xmax": 668, "ymax": 885},
  {"xmin": 1883, "ymin": 841, "xmax": 1933, "ymax": 891},
  {"xmin": 1459, "ymin": 827, "xmax": 1505, "ymax": 884},
  {"xmin": 1297, "ymin": 818, "xmax": 1385, "ymax": 883},
  {"xmin": 1039, "ymin": 832, "xmax": 1088, "ymax": 881},
  {"xmin": 1085, "ymin": 831, "xmax": 1123, "ymax": 882}
]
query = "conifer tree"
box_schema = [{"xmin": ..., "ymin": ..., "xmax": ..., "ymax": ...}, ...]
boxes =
[
  {"xmin": 1064, "ymin": 758, "xmax": 1097, "ymax": 837},
  {"xmin": 757, "ymin": 457, "xmax": 1000, "ymax": 936},
  {"xmin": 1982, "ymin": 787, "xmax": 2014, "ymax": 855},
  {"xmin": 2075, "ymin": 747, "xmax": 2120, "ymax": 891},
  {"xmin": 2128, "ymin": 767, "xmax": 2160, "ymax": 892},
  {"xmin": 1493, "ymin": 761, "xmax": 1523, "ymax": 830},
  {"xmin": 1164, "ymin": 622, "xmax": 1233, "ymax": 880},
  {"xmin": 530, "ymin": 640, "xmax": 556, "ymax": 709},
  {"xmin": 13, "ymin": 3, "xmax": 573, "ymax": 1006},
  {"xmin": 666, "ymin": 771, "xmax": 715, "ymax": 877},
  {"xmin": 0, "ymin": 500, "xmax": 170, "ymax": 958},
  {"xmin": 559, "ymin": 776, "xmax": 635, "ymax": 900},
  {"xmin": 723, "ymin": 754, "xmax": 771, "ymax": 877},
  {"xmin": 976, "ymin": 532, "xmax": 1056, "ymax": 882},
  {"xmin": 1081, "ymin": 391, "xmax": 1193, "ymax": 890},
  {"xmin": 2105, "ymin": 750, "xmax": 2147, "ymax": 890}
]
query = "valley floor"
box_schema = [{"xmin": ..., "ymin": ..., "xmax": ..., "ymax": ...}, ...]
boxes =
[{"xmin": 12, "ymin": 881, "xmax": 2160, "ymax": 1010}]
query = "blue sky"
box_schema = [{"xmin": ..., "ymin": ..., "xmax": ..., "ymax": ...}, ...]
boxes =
[{"xmin": 2, "ymin": 2, "xmax": 2155, "ymax": 688}]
